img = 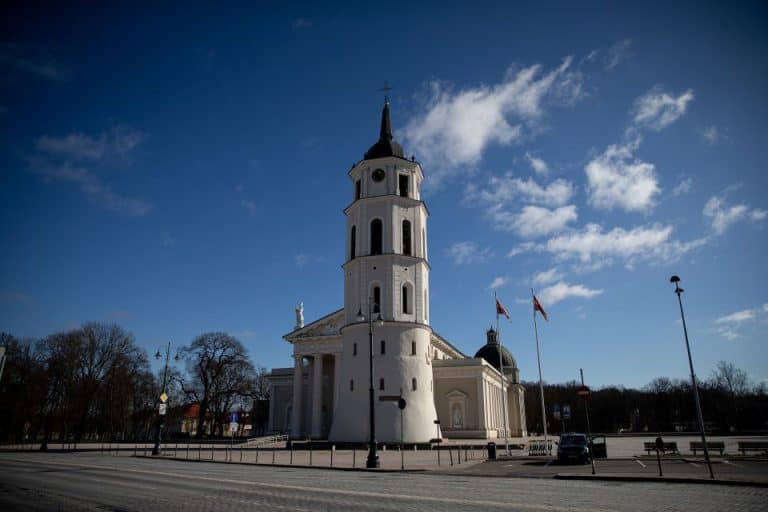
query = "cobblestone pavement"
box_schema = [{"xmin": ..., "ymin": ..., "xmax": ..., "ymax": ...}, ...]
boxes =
[{"xmin": 1, "ymin": 452, "xmax": 766, "ymax": 511}]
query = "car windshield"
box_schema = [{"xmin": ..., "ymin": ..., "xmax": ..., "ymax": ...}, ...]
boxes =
[{"xmin": 560, "ymin": 435, "xmax": 587, "ymax": 447}]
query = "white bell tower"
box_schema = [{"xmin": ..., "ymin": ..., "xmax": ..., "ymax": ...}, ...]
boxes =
[{"xmin": 329, "ymin": 101, "xmax": 437, "ymax": 443}]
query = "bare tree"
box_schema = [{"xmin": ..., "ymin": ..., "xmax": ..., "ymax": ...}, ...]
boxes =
[
  {"xmin": 178, "ymin": 332, "xmax": 256, "ymax": 438},
  {"xmin": 709, "ymin": 360, "xmax": 750, "ymax": 397}
]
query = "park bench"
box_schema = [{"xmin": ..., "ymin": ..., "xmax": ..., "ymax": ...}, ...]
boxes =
[
  {"xmin": 737, "ymin": 441, "xmax": 768, "ymax": 456},
  {"xmin": 643, "ymin": 441, "xmax": 678, "ymax": 455},
  {"xmin": 690, "ymin": 441, "xmax": 724, "ymax": 455}
]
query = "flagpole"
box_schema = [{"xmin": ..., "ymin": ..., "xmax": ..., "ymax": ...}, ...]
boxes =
[
  {"xmin": 495, "ymin": 292, "xmax": 510, "ymax": 456},
  {"xmin": 531, "ymin": 288, "xmax": 548, "ymax": 454}
]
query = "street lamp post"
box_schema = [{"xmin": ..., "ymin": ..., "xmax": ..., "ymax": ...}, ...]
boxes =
[
  {"xmin": 357, "ymin": 300, "xmax": 382, "ymax": 469},
  {"xmin": 152, "ymin": 342, "xmax": 177, "ymax": 456},
  {"xmin": 670, "ymin": 275, "xmax": 714, "ymax": 479}
]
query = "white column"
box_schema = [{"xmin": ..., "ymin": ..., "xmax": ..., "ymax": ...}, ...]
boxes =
[
  {"xmin": 311, "ymin": 354, "xmax": 324, "ymax": 438},
  {"xmin": 291, "ymin": 355, "xmax": 303, "ymax": 438},
  {"xmin": 268, "ymin": 381, "xmax": 276, "ymax": 432},
  {"xmin": 333, "ymin": 353, "xmax": 342, "ymax": 416}
]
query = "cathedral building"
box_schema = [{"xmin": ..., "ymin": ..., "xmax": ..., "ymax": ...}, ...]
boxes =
[{"xmin": 266, "ymin": 101, "xmax": 527, "ymax": 443}]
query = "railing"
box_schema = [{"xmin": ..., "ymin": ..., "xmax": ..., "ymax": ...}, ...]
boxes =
[{"xmin": 245, "ymin": 433, "xmax": 288, "ymax": 447}]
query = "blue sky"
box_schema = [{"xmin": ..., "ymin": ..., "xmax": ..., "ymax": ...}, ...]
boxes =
[{"xmin": 2, "ymin": 1, "xmax": 767, "ymax": 389}]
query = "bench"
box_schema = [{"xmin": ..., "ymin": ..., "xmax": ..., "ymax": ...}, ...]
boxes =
[
  {"xmin": 690, "ymin": 441, "xmax": 724, "ymax": 455},
  {"xmin": 644, "ymin": 441, "xmax": 678, "ymax": 455},
  {"xmin": 738, "ymin": 441, "xmax": 768, "ymax": 456}
]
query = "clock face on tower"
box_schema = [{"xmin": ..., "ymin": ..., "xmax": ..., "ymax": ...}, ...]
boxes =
[{"xmin": 372, "ymin": 168, "xmax": 385, "ymax": 182}]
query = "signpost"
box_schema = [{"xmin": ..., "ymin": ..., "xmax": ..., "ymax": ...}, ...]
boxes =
[
  {"xmin": 159, "ymin": 392, "xmax": 168, "ymax": 403},
  {"xmin": 578, "ymin": 370, "xmax": 596, "ymax": 475},
  {"xmin": 158, "ymin": 403, "xmax": 167, "ymax": 416},
  {"xmin": 380, "ymin": 395, "xmax": 407, "ymax": 470}
]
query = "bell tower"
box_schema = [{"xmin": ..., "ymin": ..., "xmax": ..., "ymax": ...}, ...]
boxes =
[{"xmin": 329, "ymin": 101, "xmax": 437, "ymax": 443}]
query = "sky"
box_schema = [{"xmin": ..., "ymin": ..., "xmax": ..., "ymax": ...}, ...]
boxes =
[{"xmin": 2, "ymin": 1, "xmax": 767, "ymax": 389}]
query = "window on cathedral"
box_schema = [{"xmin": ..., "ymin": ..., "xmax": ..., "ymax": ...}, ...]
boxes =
[
  {"xmin": 350, "ymin": 379, "xmax": 354, "ymax": 391},
  {"xmin": 379, "ymin": 378, "xmax": 384, "ymax": 390},
  {"xmin": 399, "ymin": 174, "xmax": 409, "ymax": 197},
  {"xmin": 350, "ymin": 226, "xmax": 356, "ymax": 260},
  {"xmin": 353, "ymin": 343, "xmax": 357, "ymax": 356},
  {"xmin": 355, "ymin": 180, "xmax": 361, "ymax": 199},
  {"xmin": 402, "ymin": 220, "xmax": 411, "ymax": 256},
  {"xmin": 370, "ymin": 219, "xmax": 382, "ymax": 255},
  {"xmin": 411, "ymin": 341, "xmax": 416, "ymax": 355},
  {"xmin": 412, "ymin": 378, "xmax": 417, "ymax": 391},
  {"xmin": 380, "ymin": 340, "xmax": 386, "ymax": 355},
  {"xmin": 402, "ymin": 284, "xmax": 412, "ymax": 314},
  {"xmin": 373, "ymin": 286, "xmax": 381, "ymax": 313}
]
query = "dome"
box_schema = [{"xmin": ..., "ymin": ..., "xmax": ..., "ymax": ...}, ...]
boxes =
[
  {"xmin": 364, "ymin": 101, "xmax": 405, "ymax": 160},
  {"xmin": 474, "ymin": 328, "xmax": 518, "ymax": 374}
]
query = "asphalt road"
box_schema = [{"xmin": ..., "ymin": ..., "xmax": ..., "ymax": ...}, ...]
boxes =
[{"xmin": 0, "ymin": 453, "xmax": 766, "ymax": 512}]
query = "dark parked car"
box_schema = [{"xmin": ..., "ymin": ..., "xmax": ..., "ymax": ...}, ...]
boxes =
[{"xmin": 557, "ymin": 433, "xmax": 591, "ymax": 464}]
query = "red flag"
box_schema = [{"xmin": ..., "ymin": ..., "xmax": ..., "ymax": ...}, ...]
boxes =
[
  {"xmin": 496, "ymin": 298, "xmax": 510, "ymax": 320},
  {"xmin": 533, "ymin": 295, "xmax": 548, "ymax": 321}
]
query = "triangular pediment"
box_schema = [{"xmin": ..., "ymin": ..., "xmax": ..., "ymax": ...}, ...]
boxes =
[
  {"xmin": 283, "ymin": 308, "xmax": 344, "ymax": 342},
  {"xmin": 446, "ymin": 389, "xmax": 468, "ymax": 399}
]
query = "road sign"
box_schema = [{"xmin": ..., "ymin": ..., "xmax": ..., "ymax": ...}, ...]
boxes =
[
  {"xmin": 159, "ymin": 403, "xmax": 167, "ymax": 416},
  {"xmin": 577, "ymin": 385, "xmax": 591, "ymax": 400},
  {"xmin": 159, "ymin": 392, "xmax": 168, "ymax": 403},
  {"xmin": 229, "ymin": 422, "xmax": 238, "ymax": 434},
  {"xmin": 229, "ymin": 412, "xmax": 239, "ymax": 423},
  {"xmin": 398, "ymin": 398, "xmax": 407, "ymax": 410},
  {"xmin": 563, "ymin": 405, "xmax": 571, "ymax": 419},
  {"xmin": 552, "ymin": 404, "xmax": 561, "ymax": 420}
]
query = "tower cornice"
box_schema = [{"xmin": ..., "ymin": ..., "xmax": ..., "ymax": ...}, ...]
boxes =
[
  {"xmin": 341, "ymin": 253, "xmax": 431, "ymax": 271},
  {"xmin": 343, "ymin": 194, "xmax": 430, "ymax": 217}
]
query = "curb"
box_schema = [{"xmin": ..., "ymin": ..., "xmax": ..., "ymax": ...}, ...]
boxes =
[
  {"xmin": 554, "ymin": 473, "xmax": 768, "ymax": 488},
  {"xmin": 132, "ymin": 455, "xmax": 427, "ymax": 473}
]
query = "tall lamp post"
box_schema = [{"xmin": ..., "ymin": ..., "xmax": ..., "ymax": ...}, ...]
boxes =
[
  {"xmin": 152, "ymin": 342, "xmax": 178, "ymax": 456},
  {"xmin": 670, "ymin": 275, "xmax": 714, "ymax": 479},
  {"xmin": 357, "ymin": 300, "xmax": 383, "ymax": 469}
]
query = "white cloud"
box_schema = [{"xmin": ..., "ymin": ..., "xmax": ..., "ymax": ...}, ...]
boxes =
[
  {"xmin": 466, "ymin": 174, "xmax": 574, "ymax": 208},
  {"xmin": 703, "ymin": 195, "xmax": 766, "ymax": 235},
  {"xmin": 716, "ymin": 309, "xmax": 757, "ymax": 324},
  {"xmin": 292, "ymin": 18, "xmax": 313, "ymax": 29},
  {"xmin": 241, "ymin": 199, "xmax": 258, "ymax": 215},
  {"xmin": 672, "ymin": 177, "xmax": 693, "ymax": 196},
  {"xmin": 525, "ymin": 152, "xmax": 549, "ymax": 175},
  {"xmin": 294, "ymin": 254, "xmax": 309, "ymax": 268},
  {"xmin": 0, "ymin": 42, "xmax": 70, "ymax": 82},
  {"xmin": 503, "ymin": 205, "xmax": 578, "ymax": 237},
  {"xmin": 604, "ymin": 39, "xmax": 632, "ymax": 70},
  {"xmin": 34, "ymin": 164, "xmax": 151, "ymax": 216},
  {"xmin": 701, "ymin": 125, "xmax": 719, "ymax": 144},
  {"xmin": 632, "ymin": 87, "xmax": 694, "ymax": 131},
  {"xmin": 507, "ymin": 242, "xmax": 535, "ymax": 257},
  {"xmin": 404, "ymin": 57, "xmax": 583, "ymax": 186},
  {"xmin": 585, "ymin": 138, "xmax": 660, "ymax": 212},
  {"xmin": 530, "ymin": 222, "xmax": 707, "ymax": 270},
  {"xmin": 36, "ymin": 127, "xmax": 145, "ymax": 162},
  {"xmin": 489, "ymin": 276, "xmax": 508, "ymax": 289},
  {"xmin": 714, "ymin": 304, "xmax": 768, "ymax": 340},
  {"xmin": 537, "ymin": 281, "xmax": 603, "ymax": 306},
  {"xmin": 446, "ymin": 241, "xmax": 492, "ymax": 265},
  {"xmin": 29, "ymin": 127, "xmax": 150, "ymax": 216},
  {"xmin": 533, "ymin": 268, "xmax": 564, "ymax": 286}
]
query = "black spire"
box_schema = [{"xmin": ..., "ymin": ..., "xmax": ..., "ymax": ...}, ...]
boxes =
[{"xmin": 364, "ymin": 100, "xmax": 405, "ymax": 160}]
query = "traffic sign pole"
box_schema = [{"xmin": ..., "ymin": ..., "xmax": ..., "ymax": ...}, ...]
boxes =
[{"xmin": 580, "ymin": 369, "xmax": 596, "ymax": 475}]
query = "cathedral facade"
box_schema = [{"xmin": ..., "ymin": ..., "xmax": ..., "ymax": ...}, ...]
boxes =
[{"xmin": 266, "ymin": 102, "xmax": 526, "ymax": 443}]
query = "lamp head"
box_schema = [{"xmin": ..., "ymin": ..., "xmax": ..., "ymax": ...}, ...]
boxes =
[
  {"xmin": 356, "ymin": 308, "xmax": 365, "ymax": 322},
  {"xmin": 670, "ymin": 275, "xmax": 680, "ymax": 284}
]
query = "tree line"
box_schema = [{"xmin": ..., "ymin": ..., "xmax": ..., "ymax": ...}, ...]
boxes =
[
  {"xmin": 523, "ymin": 361, "xmax": 768, "ymax": 435},
  {"xmin": 0, "ymin": 324, "xmax": 269, "ymax": 445}
]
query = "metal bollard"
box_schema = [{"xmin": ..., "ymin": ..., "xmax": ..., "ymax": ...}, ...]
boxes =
[
  {"xmin": 309, "ymin": 439, "xmax": 313, "ymax": 466},
  {"xmin": 449, "ymin": 446, "xmax": 454, "ymax": 466},
  {"xmin": 289, "ymin": 446, "xmax": 293, "ymax": 465},
  {"xmin": 330, "ymin": 445, "xmax": 334, "ymax": 467},
  {"xmin": 211, "ymin": 444, "xmax": 214, "ymax": 460},
  {"xmin": 256, "ymin": 449, "xmax": 259, "ymax": 464},
  {"xmin": 272, "ymin": 449, "xmax": 275, "ymax": 464},
  {"xmin": 353, "ymin": 447, "xmax": 356, "ymax": 468},
  {"xmin": 240, "ymin": 445, "xmax": 243, "ymax": 463}
]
